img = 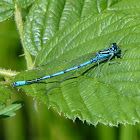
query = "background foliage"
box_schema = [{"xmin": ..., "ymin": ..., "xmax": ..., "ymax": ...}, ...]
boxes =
[{"xmin": 0, "ymin": 0, "xmax": 140, "ymax": 139}]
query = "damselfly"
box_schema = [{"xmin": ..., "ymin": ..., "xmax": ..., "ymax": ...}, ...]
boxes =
[{"xmin": 12, "ymin": 43, "xmax": 121, "ymax": 87}]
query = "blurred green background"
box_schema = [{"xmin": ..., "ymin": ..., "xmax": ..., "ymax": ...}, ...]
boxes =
[{"xmin": 0, "ymin": 17, "xmax": 140, "ymax": 140}]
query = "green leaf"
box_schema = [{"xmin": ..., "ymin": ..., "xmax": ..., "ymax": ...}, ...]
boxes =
[
  {"xmin": 0, "ymin": 0, "xmax": 35, "ymax": 22},
  {"xmin": 15, "ymin": 0, "xmax": 35, "ymax": 8},
  {"xmin": 81, "ymin": 0, "xmax": 121, "ymax": 16},
  {"xmin": 0, "ymin": 85, "xmax": 11, "ymax": 104},
  {"xmin": 23, "ymin": 0, "xmax": 67, "ymax": 55},
  {"xmin": 24, "ymin": 0, "xmax": 121, "ymax": 55},
  {"xmin": 12, "ymin": 0, "xmax": 140, "ymax": 125},
  {"xmin": 23, "ymin": 0, "xmax": 140, "ymax": 56},
  {"xmin": 0, "ymin": 0, "xmax": 14, "ymax": 22},
  {"xmin": 0, "ymin": 101, "xmax": 23, "ymax": 119}
]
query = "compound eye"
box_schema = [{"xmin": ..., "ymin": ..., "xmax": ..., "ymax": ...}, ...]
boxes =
[
  {"xmin": 112, "ymin": 43, "xmax": 116, "ymax": 46},
  {"xmin": 111, "ymin": 43, "xmax": 118, "ymax": 51}
]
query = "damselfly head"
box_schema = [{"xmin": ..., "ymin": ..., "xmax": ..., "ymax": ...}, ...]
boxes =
[{"xmin": 111, "ymin": 43, "xmax": 120, "ymax": 53}]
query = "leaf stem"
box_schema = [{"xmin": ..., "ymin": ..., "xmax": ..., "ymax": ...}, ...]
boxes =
[
  {"xmin": 14, "ymin": 4, "xmax": 33, "ymax": 70},
  {"xmin": 0, "ymin": 68, "xmax": 19, "ymax": 78}
]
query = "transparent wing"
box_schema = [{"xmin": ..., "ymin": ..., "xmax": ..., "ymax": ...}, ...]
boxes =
[
  {"xmin": 36, "ymin": 52, "xmax": 97, "ymax": 76},
  {"xmin": 34, "ymin": 52, "xmax": 98, "ymax": 93}
]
